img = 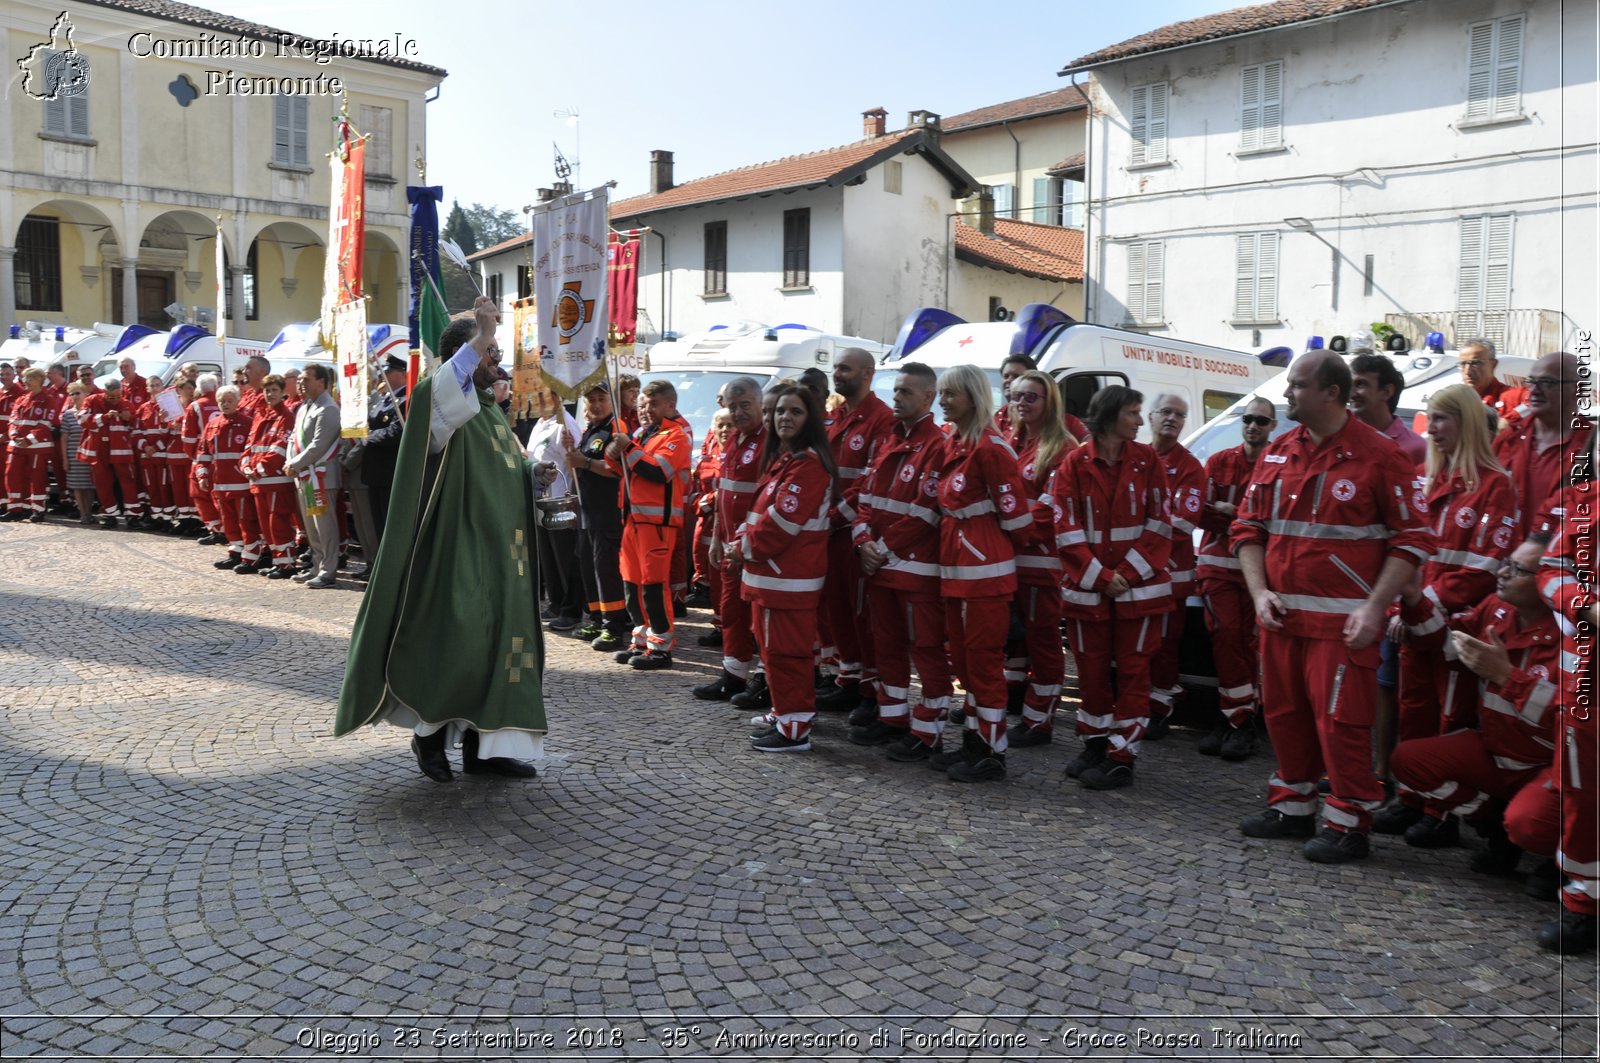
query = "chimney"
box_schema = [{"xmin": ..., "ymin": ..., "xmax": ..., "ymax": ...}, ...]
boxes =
[
  {"xmin": 649, "ymin": 149, "xmax": 675, "ymax": 194},
  {"xmin": 977, "ymin": 188, "xmax": 995, "ymax": 236},
  {"xmin": 907, "ymin": 110, "xmax": 942, "ymax": 139},
  {"xmin": 862, "ymin": 107, "xmax": 888, "ymax": 138}
]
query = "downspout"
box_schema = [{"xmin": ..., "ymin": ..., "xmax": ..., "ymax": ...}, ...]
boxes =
[
  {"xmin": 651, "ymin": 227, "xmax": 668, "ymax": 336},
  {"xmin": 1002, "ymin": 120, "xmax": 1021, "ymax": 219},
  {"xmin": 1074, "ymin": 74, "xmax": 1094, "ymax": 323}
]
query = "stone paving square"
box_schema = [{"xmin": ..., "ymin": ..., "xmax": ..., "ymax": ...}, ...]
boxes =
[{"xmin": 0, "ymin": 520, "xmax": 1596, "ymax": 1060}]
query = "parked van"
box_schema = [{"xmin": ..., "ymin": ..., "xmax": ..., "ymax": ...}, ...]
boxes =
[
  {"xmin": 1, "ymin": 321, "xmax": 94, "ymax": 367},
  {"xmin": 91, "ymin": 325, "xmax": 271, "ymax": 388},
  {"xmin": 642, "ymin": 322, "xmax": 889, "ymax": 442},
  {"xmin": 262, "ymin": 321, "xmax": 412, "ymax": 381},
  {"xmin": 874, "ymin": 304, "xmax": 1287, "ymax": 427}
]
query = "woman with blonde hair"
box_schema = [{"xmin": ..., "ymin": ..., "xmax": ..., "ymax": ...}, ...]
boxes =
[
  {"xmin": 1376, "ymin": 381, "xmax": 1519, "ymax": 845},
  {"xmin": 1004, "ymin": 370, "xmax": 1079, "ymax": 746},
  {"xmin": 929, "ymin": 364, "xmax": 1036, "ymax": 782}
]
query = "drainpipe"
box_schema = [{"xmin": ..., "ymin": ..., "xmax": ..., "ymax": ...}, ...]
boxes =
[
  {"xmin": 1073, "ymin": 74, "xmax": 1094, "ymax": 323},
  {"xmin": 651, "ymin": 227, "xmax": 668, "ymax": 336},
  {"xmin": 1002, "ymin": 120, "xmax": 1021, "ymax": 220}
]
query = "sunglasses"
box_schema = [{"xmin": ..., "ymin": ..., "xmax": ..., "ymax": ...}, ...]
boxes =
[
  {"xmin": 1241, "ymin": 415, "xmax": 1273, "ymax": 427},
  {"xmin": 1012, "ymin": 392, "xmax": 1044, "ymax": 405}
]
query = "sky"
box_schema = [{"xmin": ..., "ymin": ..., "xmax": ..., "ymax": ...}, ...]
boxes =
[{"xmin": 192, "ymin": 0, "xmax": 1229, "ymax": 217}]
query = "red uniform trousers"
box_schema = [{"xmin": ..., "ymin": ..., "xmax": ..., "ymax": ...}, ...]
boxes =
[
  {"xmin": 6, "ymin": 449, "xmax": 49, "ymax": 514},
  {"xmin": 91, "ymin": 461, "xmax": 140, "ymax": 517},
  {"xmin": 752, "ymin": 603, "xmax": 817, "ymax": 740},
  {"xmin": 1392, "ymin": 647, "xmax": 1479, "ymax": 810},
  {"xmin": 1201, "ymin": 578, "xmax": 1259, "ymax": 727},
  {"xmin": 1505, "ymin": 716, "xmax": 1599, "ymax": 917},
  {"xmin": 167, "ymin": 456, "xmax": 194, "ymax": 522},
  {"xmin": 670, "ymin": 511, "xmax": 691, "ymax": 600},
  {"xmin": 717, "ymin": 557, "xmax": 756, "ymax": 679},
  {"xmin": 945, "ymin": 596, "xmax": 1011, "ymax": 753},
  {"xmin": 1260, "ymin": 633, "xmax": 1385, "ymax": 834},
  {"xmin": 1391, "ymin": 729, "xmax": 1544, "ymax": 821},
  {"xmin": 868, "ymin": 584, "xmax": 953, "ymax": 741},
  {"xmin": 190, "ymin": 466, "xmax": 222, "ymax": 531},
  {"xmin": 621, "ymin": 522, "xmax": 678, "ymax": 652},
  {"xmin": 213, "ymin": 487, "xmax": 263, "ymax": 562},
  {"xmin": 1148, "ymin": 595, "xmax": 1189, "ymax": 723},
  {"xmin": 695, "ymin": 517, "xmax": 720, "ymax": 622},
  {"xmin": 1012, "ymin": 583, "xmax": 1065, "ymax": 734},
  {"xmin": 822, "ymin": 532, "xmax": 876, "ymax": 693},
  {"xmin": 139, "ymin": 457, "xmax": 174, "ymax": 519},
  {"xmin": 252, "ymin": 484, "xmax": 299, "ymax": 568},
  {"xmin": 1068, "ymin": 609, "xmax": 1161, "ymax": 764}
]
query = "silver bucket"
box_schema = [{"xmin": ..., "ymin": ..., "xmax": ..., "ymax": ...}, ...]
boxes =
[{"xmin": 535, "ymin": 494, "xmax": 580, "ymax": 531}]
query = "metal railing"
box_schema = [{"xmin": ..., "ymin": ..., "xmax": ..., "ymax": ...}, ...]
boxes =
[{"xmin": 1384, "ymin": 309, "xmax": 1564, "ymax": 359}]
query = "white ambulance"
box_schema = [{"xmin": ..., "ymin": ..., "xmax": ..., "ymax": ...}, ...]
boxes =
[
  {"xmin": 91, "ymin": 325, "xmax": 270, "ymax": 388},
  {"xmin": 1, "ymin": 321, "xmax": 94, "ymax": 367},
  {"xmin": 873, "ymin": 304, "xmax": 1286, "ymax": 428}
]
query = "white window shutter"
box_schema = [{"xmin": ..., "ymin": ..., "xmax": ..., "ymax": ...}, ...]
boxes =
[
  {"xmin": 290, "ymin": 99, "xmax": 308, "ymax": 167},
  {"xmin": 1258, "ymin": 232, "xmax": 1279, "ymax": 320},
  {"xmin": 68, "ymin": 91, "xmax": 88, "ymax": 138},
  {"xmin": 1493, "ymin": 16, "xmax": 1523, "ymax": 117},
  {"xmin": 273, "ymin": 97, "xmax": 291, "ymax": 164},
  {"xmin": 1261, "ymin": 61, "xmax": 1284, "ymax": 148},
  {"xmin": 1032, "ymin": 177, "xmax": 1050, "ymax": 223},
  {"xmin": 1127, "ymin": 242, "xmax": 1147, "ymax": 323},
  {"xmin": 1147, "ymin": 83, "xmax": 1169, "ymax": 163},
  {"xmin": 1483, "ymin": 214, "xmax": 1513, "ymax": 343},
  {"xmin": 1240, "ymin": 64, "xmax": 1262, "ymax": 151},
  {"xmin": 1130, "ymin": 85, "xmax": 1149, "ymax": 166},
  {"xmin": 1234, "ymin": 234, "xmax": 1257, "ymax": 320},
  {"xmin": 1466, "ymin": 21, "xmax": 1495, "ymax": 119},
  {"xmin": 44, "ymin": 95, "xmax": 66, "ymax": 135},
  {"xmin": 1145, "ymin": 241, "xmax": 1165, "ymax": 322}
]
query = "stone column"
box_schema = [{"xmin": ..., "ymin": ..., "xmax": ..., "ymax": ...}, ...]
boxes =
[
  {"xmin": 230, "ymin": 265, "xmax": 247, "ymax": 339},
  {"xmin": 0, "ymin": 246, "xmax": 16, "ymax": 330},
  {"xmin": 120, "ymin": 257, "xmax": 139, "ymax": 326}
]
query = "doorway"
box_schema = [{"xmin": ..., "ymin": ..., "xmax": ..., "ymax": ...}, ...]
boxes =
[{"xmin": 111, "ymin": 269, "xmax": 175, "ymax": 329}]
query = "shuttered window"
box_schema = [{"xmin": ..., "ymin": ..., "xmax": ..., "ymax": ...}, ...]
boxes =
[
  {"xmin": 1240, "ymin": 60, "xmax": 1284, "ymax": 151},
  {"xmin": 1465, "ymin": 16, "xmax": 1524, "ymax": 120},
  {"xmin": 1233, "ymin": 232, "xmax": 1280, "ymax": 323},
  {"xmin": 1457, "ymin": 214, "xmax": 1513, "ymax": 345},
  {"xmin": 41, "ymin": 53, "xmax": 89, "ymax": 139},
  {"xmin": 273, "ymin": 96, "xmax": 309, "ymax": 167},
  {"xmin": 992, "ymin": 183, "xmax": 1015, "ymax": 219},
  {"xmin": 703, "ymin": 221, "xmax": 727, "ymax": 295},
  {"xmin": 1126, "ymin": 240, "xmax": 1165, "ymax": 325},
  {"xmin": 1129, "ymin": 82, "xmax": 1168, "ymax": 166},
  {"xmin": 782, "ymin": 209, "xmax": 810, "ymax": 288}
]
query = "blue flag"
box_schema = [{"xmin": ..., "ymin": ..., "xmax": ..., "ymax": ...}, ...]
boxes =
[{"xmin": 406, "ymin": 185, "xmax": 444, "ymax": 350}]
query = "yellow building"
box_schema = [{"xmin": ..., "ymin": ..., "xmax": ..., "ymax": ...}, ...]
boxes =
[{"xmin": 3, "ymin": 0, "xmax": 445, "ymax": 339}]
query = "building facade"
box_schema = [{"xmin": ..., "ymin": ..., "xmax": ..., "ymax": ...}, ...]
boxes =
[{"xmin": 2, "ymin": 0, "xmax": 445, "ymax": 340}]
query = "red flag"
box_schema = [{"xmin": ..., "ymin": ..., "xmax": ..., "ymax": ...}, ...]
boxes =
[
  {"xmin": 337, "ymin": 138, "xmax": 366, "ymax": 306},
  {"xmin": 607, "ymin": 230, "xmax": 640, "ymax": 346}
]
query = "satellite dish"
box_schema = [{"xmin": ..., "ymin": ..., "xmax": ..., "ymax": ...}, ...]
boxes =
[{"xmin": 164, "ymin": 301, "xmax": 188, "ymax": 323}]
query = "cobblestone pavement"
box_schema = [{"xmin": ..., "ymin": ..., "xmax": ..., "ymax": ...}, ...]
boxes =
[{"xmin": 0, "ymin": 518, "xmax": 1595, "ymax": 1062}]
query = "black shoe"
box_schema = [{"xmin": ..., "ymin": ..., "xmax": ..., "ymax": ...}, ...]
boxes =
[
  {"xmin": 1078, "ymin": 759, "xmax": 1134, "ymax": 790},
  {"xmin": 100, "ymin": 516, "xmax": 120, "ymax": 529},
  {"xmin": 1538, "ymin": 910, "xmax": 1598, "ymax": 954},
  {"xmin": 410, "ymin": 733, "xmax": 453, "ymax": 783},
  {"xmin": 1303, "ymin": 827, "xmax": 1370, "ymax": 864},
  {"xmin": 730, "ymin": 674, "xmax": 772, "ymax": 711},
  {"xmin": 1006, "ymin": 722, "xmax": 1052, "ymax": 748},
  {"xmin": 1197, "ymin": 720, "xmax": 1229, "ymax": 757},
  {"xmin": 1240, "ymin": 808, "xmax": 1318, "ymax": 840},
  {"xmin": 751, "ymin": 729, "xmax": 811, "ymax": 752},
  {"xmin": 198, "ymin": 531, "xmax": 224, "ymax": 545},
  {"xmin": 213, "ymin": 554, "xmax": 241, "ymax": 570},
  {"xmin": 692, "ymin": 671, "xmax": 746, "ymax": 701},
  {"xmin": 1371, "ymin": 801, "xmax": 1424, "ymax": 835},
  {"xmin": 27, "ymin": 512, "xmax": 46, "ymax": 523},
  {"xmin": 1064, "ymin": 738, "xmax": 1108, "ymax": 779},
  {"xmin": 1220, "ymin": 724, "xmax": 1258, "ymax": 761},
  {"xmin": 547, "ymin": 615, "xmax": 582, "ymax": 633},
  {"xmin": 948, "ymin": 706, "xmax": 967, "ymax": 727},
  {"xmin": 592, "ymin": 631, "xmax": 628, "ymax": 652},
  {"xmin": 815, "ymin": 683, "xmax": 864, "ymax": 712},
  {"xmin": 266, "ymin": 566, "xmax": 296, "ymax": 580},
  {"xmin": 233, "ymin": 561, "xmax": 262, "ymax": 575},
  {"xmin": 460, "ymin": 730, "xmax": 539, "ymax": 778},
  {"xmin": 631, "ymin": 650, "xmax": 673, "ymax": 670},
  {"xmin": 1525, "ymin": 858, "xmax": 1563, "ymax": 902},
  {"xmin": 848, "ymin": 720, "xmax": 903, "ymax": 746},
  {"xmin": 613, "ymin": 648, "xmax": 642, "ymax": 664},
  {"xmin": 695, "ymin": 629, "xmax": 724, "ymax": 648},
  {"xmin": 885, "ymin": 734, "xmax": 932, "ymax": 763},
  {"xmin": 571, "ymin": 622, "xmax": 603, "ymax": 641},
  {"xmin": 948, "ymin": 752, "xmax": 1007, "ymax": 783},
  {"xmin": 929, "ymin": 731, "xmax": 984, "ymax": 772},
  {"xmin": 1470, "ymin": 830, "xmax": 1524, "ymax": 877},
  {"xmin": 847, "ymin": 700, "xmax": 878, "ymax": 728},
  {"xmin": 1144, "ymin": 713, "xmax": 1172, "ymax": 741},
  {"xmin": 1404, "ymin": 814, "xmax": 1460, "ymax": 849},
  {"xmin": 684, "ymin": 586, "xmax": 713, "ymax": 608}
]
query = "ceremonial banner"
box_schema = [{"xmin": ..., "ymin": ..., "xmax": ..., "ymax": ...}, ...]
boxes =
[
  {"xmin": 214, "ymin": 219, "xmax": 227, "ymax": 343},
  {"xmin": 333, "ymin": 300, "xmax": 370, "ymax": 439},
  {"xmin": 531, "ymin": 187, "xmax": 609, "ymax": 400},
  {"xmin": 406, "ymin": 185, "xmax": 444, "ymax": 348},
  {"xmin": 320, "ymin": 120, "xmax": 366, "ymax": 345},
  {"xmin": 512, "ymin": 296, "xmax": 557, "ymax": 422},
  {"xmin": 417, "ymin": 272, "xmax": 449, "ymax": 372},
  {"xmin": 608, "ymin": 230, "xmax": 640, "ymax": 345}
]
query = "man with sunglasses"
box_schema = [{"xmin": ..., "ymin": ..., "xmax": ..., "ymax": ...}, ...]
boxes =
[
  {"xmin": 1145, "ymin": 394, "xmax": 1206, "ymax": 741},
  {"xmin": 1492, "ymin": 352, "xmax": 1591, "ymax": 539},
  {"xmin": 1458, "ymin": 339, "xmax": 1527, "ymax": 425},
  {"xmin": 1195, "ymin": 397, "xmax": 1277, "ymax": 759}
]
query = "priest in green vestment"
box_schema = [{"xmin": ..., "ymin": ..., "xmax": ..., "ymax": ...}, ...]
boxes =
[{"xmin": 336, "ymin": 297, "xmax": 551, "ymax": 782}]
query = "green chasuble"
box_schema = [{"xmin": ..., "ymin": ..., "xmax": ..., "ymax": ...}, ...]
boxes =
[{"xmin": 335, "ymin": 368, "xmax": 547, "ymax": 744}]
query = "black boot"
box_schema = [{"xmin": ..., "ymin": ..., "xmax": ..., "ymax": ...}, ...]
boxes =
[
  {"xmin": 460, "ymin": 729, "xmax": 538, "ymax": 778},
  {"xmin": 692, "ymin": 671, "xmax": 747, "ymax": 701},
  {"xmin": 410, "ymin": 729, "xmax": 452, "ymax": 782},
  {"xmin": 1064, "ymin": 737, "xmax": 1109, "ymax": 779},
  {"xmin": 730, "ymin": 673, "xmax": 772, "ymax": 711}
]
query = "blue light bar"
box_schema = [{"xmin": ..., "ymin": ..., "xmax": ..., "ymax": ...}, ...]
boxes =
[
  {"xmin": 1305, "ymin": 335, "xmax": 1325, "ymax": 351},
  {"xmin": 109, "ymin": 324, "xmax": 159, "ymax": 355},
  {"xmin": 1009, "ymin": 303, "xmax": 1074, "ymax": 358},
  {"xmin": 889, "ymin": 307, "xmax": 964, "ymax": 360},
  {"xmin": 1258, "ymin": 346, "xmax": 1293, "ymax": 367},
  {"xmin": 164, "ymin": 324, "xmax": 209, "ymax": 356}
]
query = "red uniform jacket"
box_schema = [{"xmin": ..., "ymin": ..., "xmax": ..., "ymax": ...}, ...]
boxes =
[
  {"xmin": 1196, "ymin": 444, "xmax": 1262, "ymax": 585},
  {"xmin": 199, "ymin": 410, "xmax": 253, "ymax": 493},
  {"xmin": 78, "ymin": 394, "xmax": 137, "ymax": 466},
  {"xmin": 716, "ymin": 425, "xmax": 767, "ymax": 537},
  {"xmin": 119, "ymin": 374, "xmax": 150, "ymax": 409},
  {"xmin": 1493, "ymin": 419, "xmax": 1595, "ymax": 539},
  {"xmin": 1232, "ymin": 416, "xmax": 1435, "ymax": 641},
  {"xmin": 1413, "ymin": 466, "xmax": 1519, "ymax": 613},
  {"xmin": 734, "ymin": 448, "xmax": 833, "ymax": 609},
  {"xmin": 1402, "ymin": 592, "xmax": 1562, "ymax": 772},
  {"xmin": 1156, "ymin": 440, "xmax": 1205, "ymax": 596},
  {"xmin": 1479, "ymin": 378, "xmax": 1528, "ymax": 426},
  {"xmin": 7, "ymin": 391, "xmax": 58, "ymax": 451},
  {"xmin": 826, "ymin": 393, "xmax": 896, "ymax": 528},
  {"xmin": 134, "ymin": 398, "xmax": 169, "ymax": 461},
  {"xmin": 1010, "ymin": 434, "xmax": 1068, "ymax": 588},
  {"xmin": 243, "ymin": 402, "xmax": 295, "ymax": 488},
  {"xmin": 181, "ymin": 396, "xmax": 219, "ymax": 459},
  {"xmin": 1053, "ymin": 438, "xmax": 1174, "ymax": 620},
  {"xmin": 935, "ymin": 428, "xmax": 1033, "ymax": 598},
  {"xmin": 853, "ymin": 413, "xmax": 947, "ymax": 593}
]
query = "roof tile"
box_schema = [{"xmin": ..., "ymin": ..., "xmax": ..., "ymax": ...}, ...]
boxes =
[
  {"xmin": 955, "ymin": 218, "xmax": 1083, "ymax": 282},
  {"xmin": 941, "ymin": 85, "xmax": 1087, "ymax": 132}
]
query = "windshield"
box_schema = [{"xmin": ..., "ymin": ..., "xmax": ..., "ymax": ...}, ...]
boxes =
[
  {"xmin": 870, "ymin": 366, "xmax": 1004, "ymax": 426},
  {"xmin": 640, "ymin": 369, "xmax": 777, "ymax": 448},
  {"xmin": 94, "ymin": 356, "xmax": 170, "ymax": 388},
  {"xmin": 1185, "ymin": 402, "xmax": 1431, "ymax": 464}
]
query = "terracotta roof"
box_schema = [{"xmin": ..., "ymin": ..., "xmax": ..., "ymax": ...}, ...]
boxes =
[
  {"xmin": 472, "ymin": 229, "xmax": 532, "ymax": 260},
  {"xmin": 941, "ymin": 86, "xmax": 1088, "ymax": 133},
  {"xmin": 608, "ymin": 128, "xmax": 976, "ymax": 220},
  {"xmin": 1047, "ymin": 153, "xmax": 1085, "ymax": 177},
  {"xmin": 79, "ymin": 0, "xmax": 448, "ymax": 77},
  {"xmin": 1060, "ymin": 0, "xmax": 1412, "ymax": 72},
  {"xmin": 955, "ymin": 218, "xmax": 1083, "ymax": 283}
]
